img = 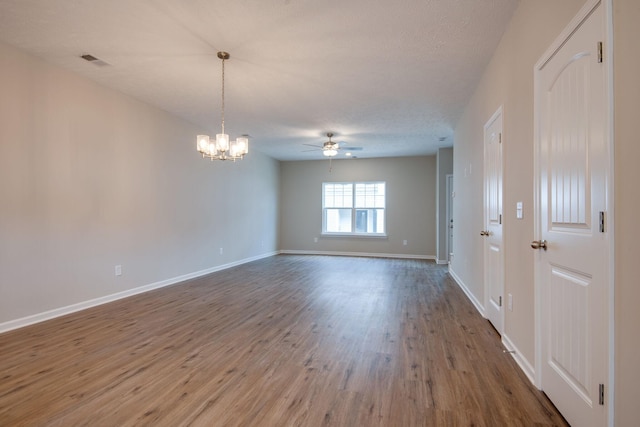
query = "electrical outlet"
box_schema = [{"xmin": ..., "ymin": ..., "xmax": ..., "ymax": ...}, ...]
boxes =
[
  {"xmin": 314, "ymin": 237, "xmax": 318, "ymax": 243},
  {"xmin": 403, "ymin": 240, "xmax": 408, "ymax": 246},
  {"xmin": 115, "ymin": 265, "xmax": 122, "ymax": 276},
  {"xmin": 219, "ymin": 247, "xmax": 224, "ymax": 255},
  {"xmin": 508, "ymin": 293, "xmax": 513, "ymax": 311}
]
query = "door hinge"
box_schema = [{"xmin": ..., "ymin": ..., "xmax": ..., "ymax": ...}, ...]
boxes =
[
  {"xmin": 499, "ymin": 214, "xmax": 502, "ymax": 225},
  {"xmin": 599, "ymin": 383, "xmax": 605, "ymax": 405},
  {"xmin": 597, "ymin": 41, "xmax": 603, "ymax": 63},
  {"xmin": 499, "ymin": 133, "xmax": 502, "ymax": 144},
  {"xmin": 499, "ymin": 296, "xmax": 502, "ymax": 307},
  {"xmin": 599, "ymin": 211, "xmax": 606, "ymax": 233}
]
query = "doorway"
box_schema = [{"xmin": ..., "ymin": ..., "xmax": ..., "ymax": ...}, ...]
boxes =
[
  {"xmin": 445, "ymin": 174, "xmax": 454, "ymax": 263},
  {"xmin": 483, "ymin": 106, "xmax": 504, "ymax": 335},
  {"xmin": 533, "ymin": 1, "xmax": 611, "ymax": 425}
]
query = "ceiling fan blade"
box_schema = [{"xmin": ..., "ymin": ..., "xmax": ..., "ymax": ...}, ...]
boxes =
[{"xmin": 302, "ymin": 143, "xmax": 322, "ymax": 148}]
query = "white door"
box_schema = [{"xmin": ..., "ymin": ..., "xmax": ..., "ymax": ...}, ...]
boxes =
[
  {"xmin": 534, "ymin": 1, "xmax": 609, "ymax": 426},
  {"xmin": 483, "ymin": 107, "xmax": 504, "ymax": 334},
  {"xmin": 446, "ymin": 174, "xmax": 454, "ymax": 262}
]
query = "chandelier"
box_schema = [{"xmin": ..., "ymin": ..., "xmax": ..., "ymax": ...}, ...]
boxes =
[{"xmin": 196, "ymin": 51, "xmax": 248, "ymax": 161}]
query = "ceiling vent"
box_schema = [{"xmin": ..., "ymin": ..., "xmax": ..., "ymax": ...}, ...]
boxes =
[{"xmin": 80, "ymin": 54, "xmax": 110, "ymax": 67}]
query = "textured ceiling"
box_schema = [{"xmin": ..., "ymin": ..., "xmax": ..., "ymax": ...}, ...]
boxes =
[{"xmin": 0, "ymin": 0, "xmax": 519, "ymax": 161}]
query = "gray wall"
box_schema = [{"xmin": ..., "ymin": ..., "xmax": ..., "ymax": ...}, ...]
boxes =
[
  {"xmin": 451, "ymin": 0, "xmax": 586, "ymax": 370},
  {"xmin": 436, "ymin": 147, "xmax": 453, "ymax": 263},
  {"xmin": 0, "ymin": 41, "xmax": 280, "ymax": 328},
  {"xmin": 452, "ymin": 0, "xmax": 640, "ymax": 423},
  {"xmin": 279, "ymin": 156, "xmax": 436, "ymax": 258},
  {"xmin": 613, "ymin": 0, "xmax": 640, "ymax": 423}
]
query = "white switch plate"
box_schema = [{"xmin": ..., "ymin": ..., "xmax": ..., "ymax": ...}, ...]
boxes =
[
  {"xmin": 115, "ymin": 265, "xmax": 122, "ymax": 276},
  {"xmin": 516, "ymin": 201, "xmax": 523, "ymax": 219},
  {"xmin": 508, "ymin": 293, "xmax": 513, "ymax": 311}
]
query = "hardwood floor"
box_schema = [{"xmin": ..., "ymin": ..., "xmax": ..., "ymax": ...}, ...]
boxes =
[{"xmin": 0, "ymin": 255, "xmax": 567, "ymax": 426}]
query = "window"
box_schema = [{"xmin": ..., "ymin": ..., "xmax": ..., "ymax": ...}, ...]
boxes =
[{"xmin": 322, "ymin": 182, "xmax": 386, "ymax": 235}]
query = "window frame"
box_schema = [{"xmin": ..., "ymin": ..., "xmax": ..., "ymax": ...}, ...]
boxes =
[{"xmin": 321, "ymin": 181, "xmax": 387, "ymax": 237}]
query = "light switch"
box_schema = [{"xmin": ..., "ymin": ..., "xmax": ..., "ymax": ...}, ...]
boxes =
[{"xmin": 516, "ymin": 202, "xmax": 523, "ymax": 219}]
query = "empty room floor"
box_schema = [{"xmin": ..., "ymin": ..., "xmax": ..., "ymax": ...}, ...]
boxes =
[{"xmin": 0, "ymin": 255, "xmax": 567, "ymax": 426}]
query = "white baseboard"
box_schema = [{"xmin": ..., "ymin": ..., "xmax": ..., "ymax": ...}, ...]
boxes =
[
  {"xmin": 447, "ymin": 266, "xmax": 485, "ymax": 317},
  {"xmin": 448, "ymin": 268, "xmax": 537, "ymax": 387},
  {"xmin": 502, "ymin": 333, "xmax": 536, "ymax": 386},
  {"xmin": 436, "ymin": 259, "xmax": 449, "ymax": 265},
  {"xmin": 278, "ymin": 250, "xmax": 436, "ymax": 261},
  {"xmin": 0, "ymin": 251, "xmax": 278, "ymax": 334}
]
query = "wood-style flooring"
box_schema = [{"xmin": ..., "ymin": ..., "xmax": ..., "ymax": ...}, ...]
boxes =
[{"xmin": 0, "ymin": 255, "xmax": 567, "ymax": 426}]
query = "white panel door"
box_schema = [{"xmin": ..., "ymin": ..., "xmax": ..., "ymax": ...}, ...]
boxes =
[
  {"xmin": 535, "ymin": 2, "xmax": 609, "ymax": 426},
  {"xmin": 446, "ymin": 174, "xmax": 454, "ymax": 262},
  {"xmin": 483, "ymin": 107, "xmax": 503, "ymax": 334}
]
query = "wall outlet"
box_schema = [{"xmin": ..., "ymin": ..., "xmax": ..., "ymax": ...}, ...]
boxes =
[
  {"xmin": 403, "ymin": 239, "xmax": 408, "ymax": 246},
  {"xmin": 219, "ymin": 247, "xmax": 224, "ymax": 255},
  {"xmin": 508, "ymin": 293, "xmax": 513, "ymax": 311},
  {"xmin": 115, "ymin": 265, "xmax": 122, "ymax": 276},
  {"xmin": 314, "ymin": 237, "xmax": 318, "ymax": 243}
]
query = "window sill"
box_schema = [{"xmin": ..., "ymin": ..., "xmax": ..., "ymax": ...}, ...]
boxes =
[{"xmin": 321, "ymin": 233, "xmax": 388, "ymax": 239}]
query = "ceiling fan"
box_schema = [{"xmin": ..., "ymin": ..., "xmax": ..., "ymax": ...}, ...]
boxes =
[
  {"xmin": 303, "ymin": 132, "xmax": 343, "ymax": 157},
  {"xmin": 303, "ymin": 132, "xmax": 362, "ymax": 159}
]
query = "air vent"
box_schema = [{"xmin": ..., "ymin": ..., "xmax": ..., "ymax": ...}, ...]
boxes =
[{"xmin": 80, "ymin": 53, "xmax": 110, "ymax": 67}]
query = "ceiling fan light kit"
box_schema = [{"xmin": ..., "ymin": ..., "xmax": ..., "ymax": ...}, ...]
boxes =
[
  {"xmin": 322, "ymin": 133, "xmax": 339, "ymax": 157},
  {"xmin": 196, "ymin": 51, "xmax": 249, "ymax": 162}
]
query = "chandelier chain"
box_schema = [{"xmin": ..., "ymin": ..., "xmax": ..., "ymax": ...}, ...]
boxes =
[{"xmin": 220, "ymin": 56, "xmax": 225, "ymax": 135}]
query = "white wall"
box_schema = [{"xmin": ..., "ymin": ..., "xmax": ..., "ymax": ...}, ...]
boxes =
[
  {"xmin": 0, "ymin": 41, "xmax": 280, "ymax": 329},
  {"xmin": 279, "ymin": 156, "xmax": 437, "ymax": 258}
]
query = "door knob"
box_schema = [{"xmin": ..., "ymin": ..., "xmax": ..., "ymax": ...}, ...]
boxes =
[
  {"xmin": 531, "ymin": 239, "xmax": 547, "ymax": 250},
  {"xmin": 480, "ymin": 230, "xmax": 489, "ymax": 236}
]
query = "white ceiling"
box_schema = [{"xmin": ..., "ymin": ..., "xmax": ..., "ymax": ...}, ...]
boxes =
[{"xmin": 0, "ymin": 0, "xmax": 519, "ymax": 161}]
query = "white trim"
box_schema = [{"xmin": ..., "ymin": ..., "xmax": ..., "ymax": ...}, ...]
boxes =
[
  {"xmin": 320, "ymin": 233, "xmax": 388, "ymax": 238},
  {"xmin": 279, "ymin": 249, "xmax": 435, "ymax": 261},
  {"xmin": 448, "ymin": 266, "xmax": 486, "ymax": 317},
  {"xmin": 533, "ymin": 30, "xmax": 543, "ymax": 389},
  {"xmin": 322, "ymin": 181, "xmax": 387, "ymax": 236},
  {"xmin": 0, "ymin": 251, "xmax": 278, "ymax": 334},
  {"xmin": 502, "ymin": 333, "xmax": 536, "ymax": 386},
  {"xmin": 604, "ymin": 1, "xmax": 615, "ymax": 425},
  {"xmin": 435, "ymin": 259, "xmax": 449, "ymax": 265}
]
